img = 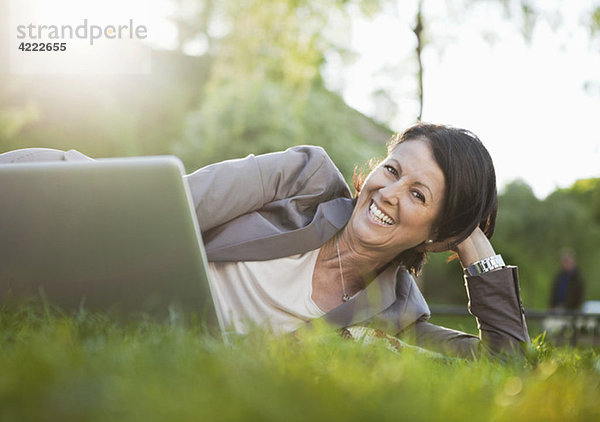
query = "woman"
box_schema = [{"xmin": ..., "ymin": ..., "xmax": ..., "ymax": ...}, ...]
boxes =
[
  {"xmin": 0, "ymin": 123, "xmax": 530, "ymax": 358},
  {"xmin": 186, "ymin": 123, "xmax": 530, "ymax": 358}
]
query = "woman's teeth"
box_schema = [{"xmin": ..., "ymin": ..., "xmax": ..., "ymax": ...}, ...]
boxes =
[{"xmin": 369, "ymin": 202, "xmax": 394, "ymax": 225}]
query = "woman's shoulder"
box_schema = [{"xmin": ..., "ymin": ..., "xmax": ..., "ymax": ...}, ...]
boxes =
[
  {"xmin": 255, "ymin": 145, "xmax": 350, "ymax": 197},
  {"xmin": 279, "ymin": 145, "xmax": 345, "ymax": 180},
  {"xmin": 277, "ymin": 145, "xmax": 336, "ymax": 168}
]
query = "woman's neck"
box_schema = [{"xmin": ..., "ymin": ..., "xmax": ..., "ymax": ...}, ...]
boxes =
[
  {"xmin": 312, "ymin": 230, "xmax": 399, "ymax": 312},
  {"xmin": 319, "ymin": 230, "xmax": 397, "ymax": 291}
]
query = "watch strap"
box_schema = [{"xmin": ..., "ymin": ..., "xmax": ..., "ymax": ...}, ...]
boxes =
[{"xmin": 464, "ymin": 254, "xmax": 505, "ymax": 276}]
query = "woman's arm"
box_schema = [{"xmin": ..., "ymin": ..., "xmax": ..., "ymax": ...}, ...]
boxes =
[
  {"xmin": 410, "ymin": 267, "xmax": 530, "ymax": 358},
  {"xmin": 401, "ymin": 228, "xmax": 530, "ymax": 358},
  {"xmin": 184, "ymin": 146, "xmax": 351, "ymax": 232},
  {"xmin": 454, "ymin": 227, "xmax": 496, "ymax": 268}
]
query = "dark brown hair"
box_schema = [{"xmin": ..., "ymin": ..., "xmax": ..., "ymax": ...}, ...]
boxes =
[{"xmin": 353, "ymin": 123, "xmax": 498, "ymax": 274}]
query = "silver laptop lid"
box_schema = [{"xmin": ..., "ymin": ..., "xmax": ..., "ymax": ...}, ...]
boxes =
[{"xmin": 0, "ymin": 156, "xmax": 221, "ymax": 328}]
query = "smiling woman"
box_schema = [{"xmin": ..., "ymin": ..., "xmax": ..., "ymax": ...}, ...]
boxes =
[
  {"xmin": 0, "ymin": 123, "xmax": 530, "ymax": 359},
  {"xmin": 189, "ymin": 122, "xmax": 529, "ymax": 358}
]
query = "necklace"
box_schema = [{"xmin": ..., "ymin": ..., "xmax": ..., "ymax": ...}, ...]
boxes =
[{"xmin": 336, "ymin": 237, "xmax": 350, "ymax": 302}]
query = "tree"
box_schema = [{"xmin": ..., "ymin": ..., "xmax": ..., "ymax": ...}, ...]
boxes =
[{"xmin": 174, "ymin": 0, "xmax": 390, "ymax": 178}]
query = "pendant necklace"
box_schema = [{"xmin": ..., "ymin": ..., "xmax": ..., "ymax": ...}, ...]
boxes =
[{"xmin": 335, "ymin": 237, "xmax": 350, "ymax": 302}]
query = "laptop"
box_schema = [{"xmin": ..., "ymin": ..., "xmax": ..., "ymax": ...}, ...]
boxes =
[{"xmin": 0, "ymin": 156, "xmax": 223, "ymax": 332}]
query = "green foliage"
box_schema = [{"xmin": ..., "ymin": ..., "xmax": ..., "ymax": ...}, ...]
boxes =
[
  {"xmin": 1, "ymin": 0, "xmax": 390, "ymax": 180},
  {"xmin": 174, "ymin": 0, "xmax": 389, "ymax": 177},
  {"xmin": 1, "ymin": 309, "xmax": 599, "ymax": 422},
  {"xmin": 592, "ymin": 6, "xmax": 600, "ymax": 37},
  {"xmin": 0, "ymin": 103, "xmax": 39, "ymax": 141},
  {"xmin": 0, "ymin": 52, "xmax": 210, "ymax": 157},
  {"xmin": 175, "ymin": 77, "xmax": 388, "ymax": 179}
]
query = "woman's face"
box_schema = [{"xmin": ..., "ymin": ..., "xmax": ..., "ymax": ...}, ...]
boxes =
[{"xmin": 347, "ymin": 139, "xmax": 445, "ymax": 257}]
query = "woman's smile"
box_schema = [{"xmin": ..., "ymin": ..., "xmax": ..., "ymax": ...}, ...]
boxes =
[{"xmin": 367, "ymin": 200, "xmax": 395, "ymax": 226}]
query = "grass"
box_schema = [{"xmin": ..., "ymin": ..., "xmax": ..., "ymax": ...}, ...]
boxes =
[{"xmin": 1, "ymin": 308, "xmax": 599, "ymax": 422}]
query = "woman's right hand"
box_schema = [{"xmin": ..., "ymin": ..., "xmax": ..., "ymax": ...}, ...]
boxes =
[{"xmin": 454, "ymin": 226, "xmax": 496, "ymax": 268}]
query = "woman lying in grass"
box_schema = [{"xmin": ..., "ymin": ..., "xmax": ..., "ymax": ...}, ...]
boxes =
[{"xmin": 1, "ymin": 123, "xmax": 530, "ymax": 358}]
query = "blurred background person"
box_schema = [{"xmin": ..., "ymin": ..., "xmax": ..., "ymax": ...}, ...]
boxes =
[{"xmin": 549, "ymin": 251, "xmax": 585, "ymax": 311}]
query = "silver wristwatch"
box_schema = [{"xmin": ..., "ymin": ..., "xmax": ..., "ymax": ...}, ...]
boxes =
[{"xmin": 464, "ymin": 254, "xmax": 505, "ymax": 276}]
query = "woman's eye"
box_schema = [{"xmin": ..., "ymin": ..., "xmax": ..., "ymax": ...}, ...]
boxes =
[
  {"xmin": 412, "ymin": 190, "xmax": 426, "ymax": 203},
  {"xmin": 384, "ymin": 165, "xmax": 398, "ymax": 177}
]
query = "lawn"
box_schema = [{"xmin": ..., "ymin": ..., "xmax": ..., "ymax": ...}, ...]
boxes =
[{"xmin": 1, "ymin": 308, "xmax": 599, "ymax": 422}]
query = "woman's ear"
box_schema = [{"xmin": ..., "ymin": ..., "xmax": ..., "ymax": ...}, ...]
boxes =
[
  {"xmin": 418, "ymin": 236, "xmax": 462, "ymax": 253},
  {"xmin": 417, "ymin": 229, "xmax": 439, "ymax": 252},
  {"xmin": 415, "ymin": 239, "xmax": 433, "ymax": 253}
]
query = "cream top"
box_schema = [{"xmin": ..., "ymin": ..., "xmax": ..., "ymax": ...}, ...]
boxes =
[{"xmin": 207, "ymin": 249, "xmax": 325, "ymax": 334}]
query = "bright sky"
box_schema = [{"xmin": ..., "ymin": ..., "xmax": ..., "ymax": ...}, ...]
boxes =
[{"xmin": 324, "ymin": 0, "xmax": 600, "ymax": 198}]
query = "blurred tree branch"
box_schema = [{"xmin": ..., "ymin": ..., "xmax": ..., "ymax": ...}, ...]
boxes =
[{"xmin": 413, "ymin": 0, "xmax": 424, "ymax": 121}]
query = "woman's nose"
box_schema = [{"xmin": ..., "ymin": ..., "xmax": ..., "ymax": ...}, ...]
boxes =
[{"xmin": 379, "ymin": 181, "xmax": 401, "ymax": 206}]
